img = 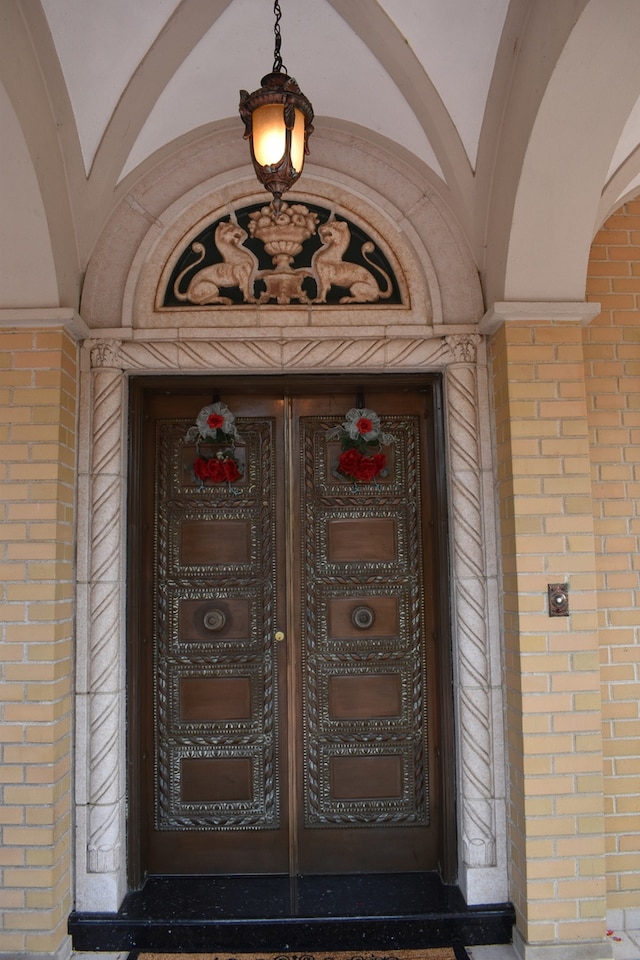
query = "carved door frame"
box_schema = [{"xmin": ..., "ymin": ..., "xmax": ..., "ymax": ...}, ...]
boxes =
[{"xmin": 73, "ymin": 329, "xmax": 507, "ymax": 913}]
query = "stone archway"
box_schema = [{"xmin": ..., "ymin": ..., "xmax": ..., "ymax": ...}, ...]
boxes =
[{"xmin": 73, "ymin": 126, "xmax": 506, "ymax": 913}]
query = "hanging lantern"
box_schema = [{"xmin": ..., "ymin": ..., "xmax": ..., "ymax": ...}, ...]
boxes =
[{"xmin": 239, "ymin": 1, "xmax": 314, "ymax": 209}]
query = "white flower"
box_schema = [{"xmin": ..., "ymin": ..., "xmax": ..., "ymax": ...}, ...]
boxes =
[
  {"xmin": 325, "ymin": 407, "xmax": 395, "ymax": 447},
  {"xmin": 195, "ymin": 402, "xmax": 239, "ymax": 441},
  {"xmin": 342, "ymin": 408, "xmax": 381, "ymax": 441}
]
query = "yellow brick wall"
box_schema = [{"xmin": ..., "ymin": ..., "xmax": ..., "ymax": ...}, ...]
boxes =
[
  {"xmin": 490, "ymin": 318, "xmax": 606, "ymax": 945},
  {"xmin": 0, "ymin": 328, "xmax": 77, "ymax": 956},
  {"xmin": 0, "ymin": 233, "xmax": 636, "ymax": 957},
  {"xmin": 586, "ymin": 199, "xmax": 640, "ymax": 912}
]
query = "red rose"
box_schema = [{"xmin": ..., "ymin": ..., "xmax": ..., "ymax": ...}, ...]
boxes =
[
  {"xmin": 338, "ymin": 449, "xmax": 362, "ymax": 477},
  {"xmin": 356, "ymin": 417, "xmax": 373, "ymax": 435},
  {"xmin": 352, "ymin": 456, "xmax": 379, "ymax": 482},
  {"xmin": 206, "ymin": 413, "xmax": 225, "ymax": 431},
  {"xmin": 222, "ymin": 458, "xmax": 240, "ymax": 482},
  {"xmin": 207, "ymin": 458, "xmax": 226, "ymax": 482},
  {"xmin": 337, "ymin": 448, "xmax": 385, "ymax": 482},
  {"xmin": 193, "ymin": 457, "xmax": 209, "ymax": 481}
]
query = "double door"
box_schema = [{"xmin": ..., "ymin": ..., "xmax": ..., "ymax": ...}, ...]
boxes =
[{"xmin": 129, "ymin": 377, "xmax": 451, "ymax": 878}]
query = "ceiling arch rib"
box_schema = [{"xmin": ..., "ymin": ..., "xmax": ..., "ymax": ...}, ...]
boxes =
[
  {"xmin": 0, "ymin": 0, "xmax": 82, "ymax": 307},
  {"xmin": 327, "ymin": 0, "xmax": 474, "ymax": 232},
  {"xmin": 84, "ymin": 0, "xmax": 233, "ymax": 253},
  {"xmin": 481, "ymin": 0, "xmax": 592, "ymax": 306},
  {"xmin": 503, "ymin": 0, "xmax": 640, "ymax": 302},
  {"xmin": 470, "ymin": 0, "xmax": 533, "ymax": 265},
  {"xmin": 0, "ymin": 83, "xmax": 58, "ymax": 307},
  {"xmin": 118, "ymin": 0, "xmax": 441, "ymax": 191},
  {"xmin": 598, "ymin": 145, "xmax": 640, "ymax": 229},
  {"xmin": 378, "ymin": 0, "xmax": 510, "ymax": 173},
  {"xmin": 41, "ymin": 0, "xmax": 181, "ymax": 175},
  {"xmin": 606, "ymin": 91, "xmax": 640, "ymax": 183}
]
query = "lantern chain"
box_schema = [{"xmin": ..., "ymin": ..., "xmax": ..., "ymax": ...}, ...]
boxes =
[{"xmin": 272, "ymin": 0, "xmax": 287, "ymax": 75}]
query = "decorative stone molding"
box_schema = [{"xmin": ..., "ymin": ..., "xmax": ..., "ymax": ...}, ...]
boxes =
[
  {"xmin": 82, "ymin": 365, "xmax": 126, "ymax": 882},
  {"xmin": 0, "ymin": 306, "xmax": 90, "ymax": 340},
  {"xmin": 479, "ymin": 300, "xmax": 601, "ymax": 334},
  {"xmin": 104, "ymin": 334, "xmax": 452, "ymax": 372},
  {"xmin": 74, "ymin": 330, "xmax": 506, "ymax": 910},
  {"xmin": 445, "ymin": 359, "xmax": 500, "ymax": 874}
]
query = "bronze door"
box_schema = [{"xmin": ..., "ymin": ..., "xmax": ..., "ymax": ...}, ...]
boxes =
[{"xmin": 130, "ymin": 378, "xmax": 449, "ymax": 877}]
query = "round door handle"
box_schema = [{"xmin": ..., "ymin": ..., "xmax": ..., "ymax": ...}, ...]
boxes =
[
  {"xmin": 352, "ymin": 605, "xmax": 375, "ymax": 630},
  {"xmin": 274, "ymin": 630, "xmax": 286, "ymax": 642},
  {"xmin": 203, "ymin": 608, "xmax": 226, "ymax": 632}
]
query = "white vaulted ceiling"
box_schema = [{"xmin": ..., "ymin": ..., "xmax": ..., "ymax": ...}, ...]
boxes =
[
  {"xmin": 2, "ymin": 0, "xmax": 640, "ymax": 310},
  {"xmin": 39, "ymin": 0, "xmax": 511, "ymax": 180}
]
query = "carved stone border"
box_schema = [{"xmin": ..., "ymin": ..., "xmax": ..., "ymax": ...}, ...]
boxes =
[{"xmin": 74, "ymin": 331, "xmax": 507, "ymax": 911}]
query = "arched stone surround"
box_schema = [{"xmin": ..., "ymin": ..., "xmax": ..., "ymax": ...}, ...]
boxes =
[{"xmin": 74, "ymin": 128, "xmax": 506, "ymax": 913}]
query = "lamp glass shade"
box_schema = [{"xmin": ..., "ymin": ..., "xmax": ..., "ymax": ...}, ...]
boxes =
[
  {"xmin": 252, "ymin": 104, "xmax": 306, "ymax": 173},
  {"xmin": 252, "ymin": 104, "xmax": 287, "ymax": 167},
  {"xmin": 290, "ymin": 107, "xmax": 305, "ymax": 173}
]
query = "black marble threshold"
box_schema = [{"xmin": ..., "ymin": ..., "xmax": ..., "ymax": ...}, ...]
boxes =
[{"xmin": 68, "ymin": 873, "xmax": 514, "ymax": 954}]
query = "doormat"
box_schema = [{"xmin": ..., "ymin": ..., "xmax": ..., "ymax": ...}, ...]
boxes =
[{"xmin": 133, "ymin": 950, "xmax": 469, "ymax": 960}]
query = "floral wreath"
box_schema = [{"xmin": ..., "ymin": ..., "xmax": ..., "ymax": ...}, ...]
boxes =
[
  {"xmin": 326, "ymin": 407, "xmax": 394, "ymax": 484},
  {"xmin": 185, "ymin": 402, "xmax": 243, "ymax": 487}
]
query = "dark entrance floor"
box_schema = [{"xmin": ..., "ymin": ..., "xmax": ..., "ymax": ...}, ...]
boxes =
[{"xmin": 68, "ymin": 872, "xmax": 514, "ymax": 954}]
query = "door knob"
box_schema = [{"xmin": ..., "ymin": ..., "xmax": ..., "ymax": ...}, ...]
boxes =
[{"xmin": 274, "ymin": 630, "xmax": 286, "ymax": 642}]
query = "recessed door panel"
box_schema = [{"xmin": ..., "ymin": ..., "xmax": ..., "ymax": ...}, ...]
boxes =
[
  {"xmin": 181, "ymin": 757, "xmax": 253, "ymax": 802},
  {"xmin": 327, "ymin": 518, "xmax": 398, "ymax": 561},
  {"xmin": 131, "ymin": 379, "xmax": 448, "ymax": 878},
  {"xmin": 138, "ymin": 396, "xmax": 287, "ymax": 873},
  {"xmin": 179, "ymin": 677, "xmax": 253, "ymax": 722},
  {"xmin": 331, "ymin": 755, "xmax": 404, "ymax": 799},
  {"xmin": 328, "ymin": 674, "xmax": 403, "ymax": 719},
  {"xmin": 179, "ymin": 519, "xmax": 252, "ymax": 565}
]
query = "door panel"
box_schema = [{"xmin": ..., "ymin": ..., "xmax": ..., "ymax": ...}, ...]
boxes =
[
  {"xmin": 292, "ymin": 395, "xmax": 436, "ymax": 872},
  {"xmin": 141, "ymin": 393, "xmax": 289, "ymax": 874},
  {"xmin": 132, "ymin": 380, "xmax": 446, "ymax": 877}
]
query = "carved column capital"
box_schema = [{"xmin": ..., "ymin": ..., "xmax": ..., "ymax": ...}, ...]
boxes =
[
  {"xmin": 444, "ymin": 333, "xmax": 482, "ymax": 363},
  {"xmin": 88, "ymin": 338, "xmax": 124, "ymax": 369}
]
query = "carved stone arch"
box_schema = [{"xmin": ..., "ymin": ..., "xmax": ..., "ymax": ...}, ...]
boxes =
[
  {"xmin": 123, "ymin": 182, "xmax": 437, "ymax": 332},
  {"xmin": 74, "ymin": 123, "xmax": 504, "ymax": 916},
  {"xmin": 80, "ymin": 124, "xmax": 483, "ymax": 330}
]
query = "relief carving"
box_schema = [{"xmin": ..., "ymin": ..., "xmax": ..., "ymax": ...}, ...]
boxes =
[
  {"xmin": 163, "ymin": 202, "xmax": 401, "ymax": 308},
  {"xmin": 445, "ymin": 334, "xmax": 481, "ymax": 364},
  {"xmin": 89, "ymin": 338, "xmax": 123, "ymax": 369},
  {"xmin": 312, "ymin": 220, "xmax": 392, "ymax": 303},
  {"xmin": 172, "ymin": 222, "xmax": 258, "ymax": 305}
]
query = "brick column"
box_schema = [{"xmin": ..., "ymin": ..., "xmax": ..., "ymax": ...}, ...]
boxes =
[
  {"xmin": 586, "ymin": 202, "xmax": 640, "ymax": 934},
  {"xmin": 481, "ymin": 302, "xmax": 611, "ymax": 960},
  {"xmin": 0, "ymin": 319, "xmax": 81, "ymax": 959}
]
